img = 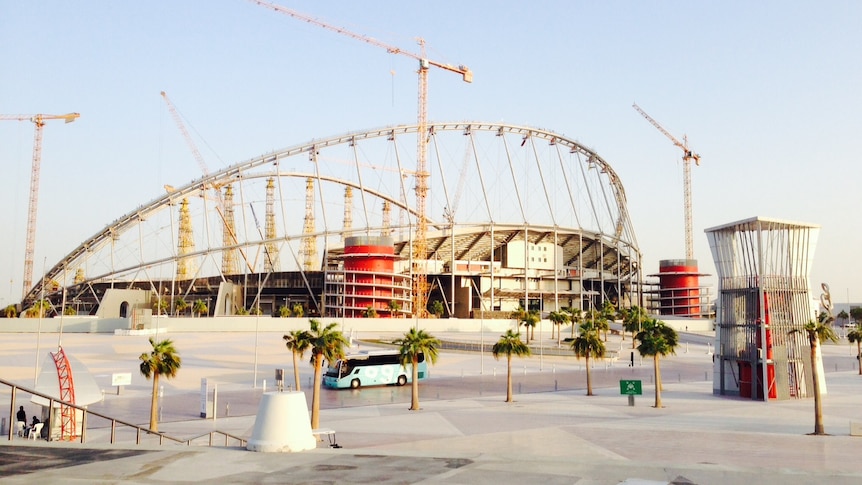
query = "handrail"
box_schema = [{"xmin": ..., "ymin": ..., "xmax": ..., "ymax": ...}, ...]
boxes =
[{"xmin": 1, "ymin": 377, "xmax": 241, "ymax": 447}]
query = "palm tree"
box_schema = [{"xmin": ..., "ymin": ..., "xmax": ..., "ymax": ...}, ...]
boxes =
[
  {"xmin": 363, "ymin": 306, "xmax": 378, "ymax": 318},
  {"xmin": 25, "ymin": 299, "xmax": 50, "ymax": 318},
  {"xmin": 307, "ymin": 319, "xmax": 348, "ymax": 429},
  {"xmin": 492, "ymin": 330, "xmax": 531, "ymax": 402},
  {"xmin": 548, "ymin": 310, "xmax": 570, "ymax": 347},
  {"xmin": 568, "ymin": 308, "xmax": 582, "ymax": 338},
  {"xmin": 4, "ymin": 304, "xmax": 17, "ymax": 318},
  {"xmin": 837, "ymin": 309, "xmax": 850, "ymax": 327},
  {"xmin": 599, "ymin": 300, "xmax": 617, "ymax": 341},
  {"xmin": 387, "ymin": 299, "xmax": 402, "ymax": 317},
  {"xmin": 278, "ymin": 305, "xmax": 291, "ymax": 318},
  {"xmin": 429, "ymin": 300, "xmax": 445, "ymax": 318},
  {"xmin": 138, "ymin": 337, "xmax": 182, "ymax": 432},
  {"xmin": 587, "ymin": 308, "xmax": 609, "ymax": 342},
  {"xmin": 790, "ymin": 311, "xmax": 838, "ymax": 435},
  {"xmin": 291, "ymin": 303, "xmax": 304, "ymax": 318},
  {"xmin": 283, "ymin": 329, "xmax": 311, "ymax": 391},
  {"xmin": 192, "ymin": 299, "xmax": 208, "ymax": 317},
  {"xmin": 514, "ymin": 308, "xmax": 540, "ymax": 341},
  {"xmin": 623, "ymin": 306, "xmax": 648, "ymax": 348},
  {"xmin": 152, "ymin": 297, "xmax": 169, "ymax": 316},
  {"xmin": 571, "ymin": 321, "xmax": 605, "ymax": 396},
  {"xmin": 174, "ymin": 297, "xmax": 189, "ymax": 317},
  {"xmin": 395, "ymin": 328, "xmax": 441, "ymax": 410},
  {"xmin": 848, "ymin": 326, "xmax": 862, "ymax": 376},
  {"xmin": 635, "ymin": 318, "xmax": 679, "ymax": 408}
]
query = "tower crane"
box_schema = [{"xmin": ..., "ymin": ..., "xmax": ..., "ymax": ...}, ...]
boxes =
[
  {"xmin": 249, "ymin": 0, "xmax": 472, "ymax": 316},
  {"xmin": 160, "ymin": 92, "xmax": 210, "ymax": 177},
  {"xmin": 161, "ymin": 91, "xmax": 250, "ymax": 275},
  {"xmin": 632, "ymin": 103, "xmax": 700, "ymax": 260},
  {"xmin": 0, "ymin": 112, "xmax": 79, "ymax": 301}
]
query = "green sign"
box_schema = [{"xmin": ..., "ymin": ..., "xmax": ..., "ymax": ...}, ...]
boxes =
[{"xmin": 620, "ymin": 380, "xmax": 642, "ymax": 395}]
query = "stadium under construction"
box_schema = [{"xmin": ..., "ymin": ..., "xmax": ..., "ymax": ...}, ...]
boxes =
[{"xmin": 18, "ymin": 122, "xmax": 677, "ymax": 324}]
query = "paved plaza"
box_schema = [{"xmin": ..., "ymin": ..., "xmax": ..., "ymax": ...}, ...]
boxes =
[{"xmin": 1, "ymin": 329, "xmax": 861, "ymax": 484}]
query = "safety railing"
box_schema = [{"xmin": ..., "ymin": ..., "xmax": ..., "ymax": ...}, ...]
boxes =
[{"xmin": 1, "ymin": 377, "xmax": 245, "ymax": 448}]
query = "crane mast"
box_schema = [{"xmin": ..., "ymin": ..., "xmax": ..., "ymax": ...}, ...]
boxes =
[
  {"xmin": 632, "ymin": 103, "xmax": 700, "ymax": 260},
  {"xmin": 249, "ymin": 0, "xmax": 472, "ymax": 316},
  {"xmin": 0, "ymin": 112, "xmax": 79, "ymax": 301}
]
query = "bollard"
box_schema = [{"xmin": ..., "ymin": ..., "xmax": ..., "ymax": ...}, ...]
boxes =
[
  {"xmin": 523, "ymin": 365, "xmax": 527, "ymax": 376},
  {"xmin": 518, "ymin": 382, "xmax": 522, "ymax": 394},
  {"xmin": 226, "ymin": 402, "xmax": 230, "ymax": 417},
  {"xmin": 555, "ymin": 380, "xmax": 558, "ymax": 391},
  {"xmin": 262, "ymin": 380, "xmax": 266, "ymax": 393},
  {"xmin": 552, "ymin": 364, "xmax": 556, "ymax": 374},
  {"xmin": 493, "ymin": 367, "xmax": 497, "ymax": 377}
]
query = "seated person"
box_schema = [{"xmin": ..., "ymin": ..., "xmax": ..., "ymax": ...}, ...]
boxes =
[{"xmin": 27, "ymin": 416, "xmax": 40, "ymax": 437}]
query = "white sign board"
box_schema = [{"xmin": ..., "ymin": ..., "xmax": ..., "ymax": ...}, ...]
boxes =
[{"xmin": 111, "ymin": 373, "xmax": 132, "ymax": 386}]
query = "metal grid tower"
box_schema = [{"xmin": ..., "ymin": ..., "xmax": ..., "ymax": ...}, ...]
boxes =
[
  {"xmin": 176, "ymin": 198, "xmax": 195, "ymax": 280},
  {"xmin": 300, "ymin": 178, "xmax": 317, "ymax": 272},
  {"xmin": 342, "ymin": 186, "xmax": 353, "ymax": 240},
  {"xmin": 222, "ymin": 185, "xmax": 238, "ymax": 275},
  {"xmin": 706, "ymin": 217, "xmax": 820, "ymax": 401},
  {"xmin": 264, "ymin": 178, "xmax": 279, "ymax": 272}
]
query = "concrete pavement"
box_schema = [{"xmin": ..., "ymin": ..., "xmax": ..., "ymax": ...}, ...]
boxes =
[{"xmin": 1, "ymin": 329, "xmax": 861, "ymax": 484}]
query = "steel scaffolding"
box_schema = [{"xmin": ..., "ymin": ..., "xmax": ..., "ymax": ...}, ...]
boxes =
[{"xmin": 706, "ymin": 217, "xmax": 819, "ymax": 401}]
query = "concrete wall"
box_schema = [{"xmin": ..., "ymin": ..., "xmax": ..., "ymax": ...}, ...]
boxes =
[{"xmin": 0, "ymin": 315, "xmax": 519, "ymax": 334}]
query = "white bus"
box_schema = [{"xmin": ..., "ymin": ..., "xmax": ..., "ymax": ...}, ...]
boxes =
[{"xmin": 323, "ymin": 350, "xmax": 428, "ymax": 389}]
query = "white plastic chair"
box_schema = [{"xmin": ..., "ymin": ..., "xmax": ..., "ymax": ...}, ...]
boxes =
[
  {"xmin": 28, "ymin": 422, "xmax": 43, "ymax": 440},
  {"xmin": 15, "ymin": 421, "xmax": 25, "ymax": 437}
]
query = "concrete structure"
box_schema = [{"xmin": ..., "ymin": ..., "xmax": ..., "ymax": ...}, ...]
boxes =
[
  {"xmin": 649, "ymin": 258, "xmax": 711, "ymax": 317},
  {"xmin": 706, "ymin": 216, "xmax": 821, "ymax": 401},
  {"xmin": 247, "ymin": 392, "xmax": 316, "ymax": 453},
  {"xmin": 324, "ymin": 236, "xmax": 411, "ymax": 318}
]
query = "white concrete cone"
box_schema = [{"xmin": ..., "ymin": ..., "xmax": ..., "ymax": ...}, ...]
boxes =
[{"xmin": 247, "ymin": 391, "xmax": 316, "ymax": 452}]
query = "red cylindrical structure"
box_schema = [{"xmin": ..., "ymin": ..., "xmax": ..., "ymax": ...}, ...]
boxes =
[
  {"xmin": 340, "ymin": 236, "xmax": 407, "ymax": 318},
  {"xmin": 656, "ymin": 259, "xmax": 702, "ymax": 316}
]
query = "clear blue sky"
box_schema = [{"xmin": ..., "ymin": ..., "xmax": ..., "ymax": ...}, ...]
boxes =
[{"xmin": 1, "ymin": 1, "xmax": 861, "ymax": 308}]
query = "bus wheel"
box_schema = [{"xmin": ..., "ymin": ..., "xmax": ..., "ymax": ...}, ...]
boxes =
[
  {"xmin": 350, "ymin": 379, "xmax": 361, "ymax": 389},
  {"xmin": 397, "ymin": 375, "xmax": 407, "ymax": 386}
]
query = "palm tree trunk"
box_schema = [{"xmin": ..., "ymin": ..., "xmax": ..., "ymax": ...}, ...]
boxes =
[
  {"xmin": 653, "ymin": 354, "xmax": 662, "ymax": 408},
  {"xmin": 410, "ymin": 356, "xmax": 420, "ymax": 410},
  {"xmin": 585, "ymin": 354, "xmax": 592, "ymax": 396},
  {"xmin": 149, "ymin": 373, "xmax": 160, "ymax": 431},
  {"xmin": 311, "ymin": 354, "xmax": 323, "ymax": 429},
  {"xmin": 292, "ymin": 351, "xmax": 301, "ymax": 391},
  {"xmin": 857, "ymin": 342, "xmax": 861, "ymax": 376},
  {"xmin": 811, "ymin": 339, "xmax": 825, "ymax": 435},
  {"xmin": 506, "ymin": 354, "xmax": 513, "ymax": 402}
]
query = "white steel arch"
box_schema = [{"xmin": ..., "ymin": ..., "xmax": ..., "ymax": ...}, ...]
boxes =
[{"xmin": 27, "ymin": 122, "xmax": 641, "ymax": 315}]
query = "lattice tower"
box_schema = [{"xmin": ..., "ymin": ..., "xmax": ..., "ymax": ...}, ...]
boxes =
[
  {"xmin": 342, "ymin": 186, "xmax": 353, "ymax": 240},
  {"xmin": 381, "ymin": 200, "xmax": 392, "ymax": 237},
  {"xmin": 176, "ymin": 198, "xmax": 195, "ymax": 280},
  {"xmin": 222, "ymin": 185, "xmax": 238, "ymax": 275},
  {"xmin": 264, "ymin": 178, "xmax": 280, "ymax": 272},
  {"xmin": 300, "ymin": 178, "xmax": 317, "ymax": 271}
]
